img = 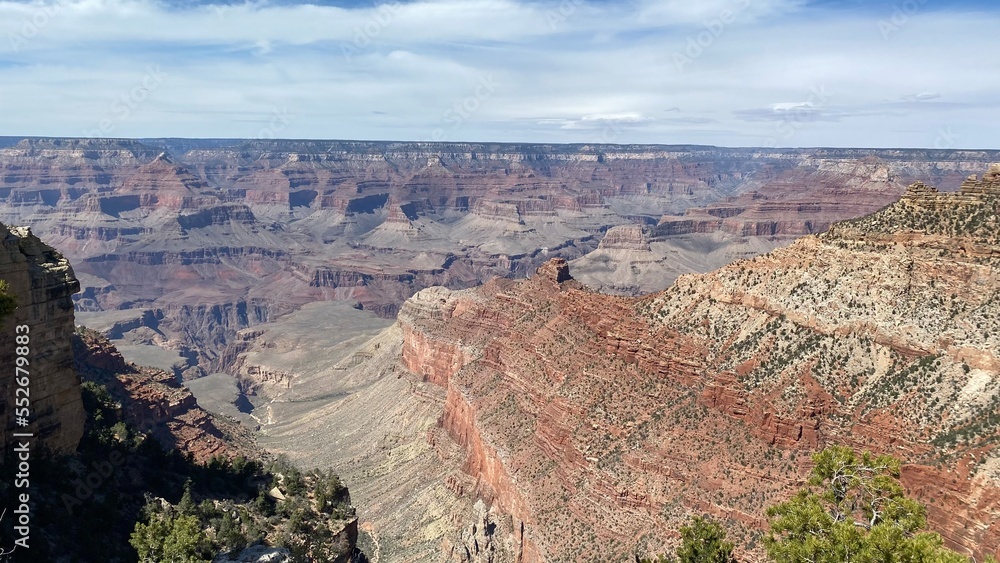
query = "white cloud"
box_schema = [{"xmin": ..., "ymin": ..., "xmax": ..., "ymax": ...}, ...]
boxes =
[
  {"xmin": 635, "ymin": 0, "xmax": 804, "ymax": 26},
  {"xmin": 0, "ymin": 0, "xmax": 999, "ymax": 147},
  {"xmin": 899, "ymin": 92, "xmax": 942, "ymax": 102}
]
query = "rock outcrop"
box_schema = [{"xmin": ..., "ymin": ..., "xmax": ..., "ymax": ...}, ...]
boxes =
[
  {"xmin": 450, "ymin": 500, "xmax": 518, "ymax": 563},
  {"xmin": 398, "ymin": 170, "xmax": 1000, "ymax": 561},
  {"xmin": 898, "ymin": 165, "xmax": 1000, "ymax": 214},
  {"xmin": 597, "ymin": 224, "xmax": 651, "ymax": 251},
  {"xmin": 0, "ymin": 223, "xmax": 85, "ymax": 453},
  {"xmin": 73, "ymin": 328, "xmax": 257, "ymax": 463}
]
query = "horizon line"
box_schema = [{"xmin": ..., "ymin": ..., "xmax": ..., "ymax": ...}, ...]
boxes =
[{"xmin": 2, "ymin": 135, "xmax": 1000, "ymax": 153}]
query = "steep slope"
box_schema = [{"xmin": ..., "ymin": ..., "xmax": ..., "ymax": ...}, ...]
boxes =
[
  {"xmin": 227, "ymin": 302, "xmax": 518, "ymax": 562},
  {"xmin": 397, "ymin": 168, "xmax": 1000, "ymax": 561},
  {"xmin": 255, "ymin": 324, "xmax": 511, "ymax": 562},
  {"xmin": 73, "ymin": 328, "xmax": 259, "ymax": 463}
]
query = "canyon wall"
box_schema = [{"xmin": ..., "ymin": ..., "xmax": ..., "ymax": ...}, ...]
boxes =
[
  {"xmin": 0, "ymin": 223, "xmax": 84, "ymax": 454},
  {"xmin": 398, "ymin": 173, "xmax": 1000, "ymax": 561},
  {"xmin": 3, "ymin": 137, "xmax": 1000, "ymax": 375}
]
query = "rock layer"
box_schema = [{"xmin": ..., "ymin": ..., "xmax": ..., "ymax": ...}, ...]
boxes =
[
  {"xmin": 0, "ymin": 223, "xmax": 84, "ymax": 454},
  {"xmin": 3, "ymin": 138, "xmax": 1000, "ymax": 375},
  {"xmin": 398, "ymin": 173, "xmax": 1000, "ymax": 561}
]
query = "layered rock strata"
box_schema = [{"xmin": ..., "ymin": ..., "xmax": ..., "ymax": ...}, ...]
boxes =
[
  {"xmin": 3, "ymin": 138, "xmax": 999, "ymax": 374},
  {"xmin": 0, "ymin": 223, "xmax": 84, "ymax": 453},
  {"xmin": 398, "ymin": 172, "xmax": 1000, "ymax": 561}
]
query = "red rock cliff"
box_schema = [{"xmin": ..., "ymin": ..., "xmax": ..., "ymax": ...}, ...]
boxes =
[{"xmin": 398, "ymin": 175, "xmax": 1000, "ymax": 561}]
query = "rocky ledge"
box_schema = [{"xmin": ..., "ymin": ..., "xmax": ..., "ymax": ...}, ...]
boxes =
[{"xmin": 73, "ymin": 328, "xmax": 258, "ymax": 463}]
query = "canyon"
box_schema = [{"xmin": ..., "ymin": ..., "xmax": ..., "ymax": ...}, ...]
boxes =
[
  {"xmin": 1, "ymin": 137, "xmax": 999, "ymax": 380},
  {"xmin": 0, "ymin": 223, "xmax": 360, "ymax": 561},
  {"xmin": 244, "ymin": 168, "xmax": 999, "ymax": 560},
  {"xmin": 3, "ymin": 137, "xmax": 1000, "ymax": 561},
  {"xmin": 0, "ymin": 213, "xmax": 263, "ymax": 469}
]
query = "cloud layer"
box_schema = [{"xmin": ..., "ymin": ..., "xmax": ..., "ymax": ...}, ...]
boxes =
[{"xmin": 1, "ymin": 0, "xmax": 999, "ymax": 147}]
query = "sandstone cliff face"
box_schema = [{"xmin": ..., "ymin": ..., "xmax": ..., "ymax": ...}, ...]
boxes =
[
  {"xmin": 0, "ymin": 223, "xmax": 84, "ymax": 454},
  {"xmin": 597, "ymin": 224, "xmax": 651, "ymax": 251},
  {"xmin": 399, "ymin": 286, "xmax": 477, "ymax": 387},
  {"xmin": 398, "ymin": 174, "xmax": 1000, "ymax": 561}
]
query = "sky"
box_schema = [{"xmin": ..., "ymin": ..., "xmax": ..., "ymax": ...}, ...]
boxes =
[{"xmin": 1, "ymin": 0, "xmax": 999, "ymax": 147}]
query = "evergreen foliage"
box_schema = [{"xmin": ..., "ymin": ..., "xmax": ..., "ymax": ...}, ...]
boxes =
[
  {"xmin": 0, "ymin": 279, "xmax": 16, "ymax": 324},
  {"xmin": 765, "ymin": 445, "xmax": 970, "ymax": 563}
]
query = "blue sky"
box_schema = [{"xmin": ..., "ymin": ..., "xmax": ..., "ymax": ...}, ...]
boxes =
[{"xmin": 1, "ymin": 0, "xmax": 999, "ymax": 147}]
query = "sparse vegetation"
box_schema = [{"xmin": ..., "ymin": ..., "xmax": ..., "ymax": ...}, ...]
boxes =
[
  {"xmin": 129, "ymin": 454, "xmax": 357, "ymax": 563},
  {"xmin": 639, "ymin": 515, "xmax": 735, "ymax": 563},
  {"xmin": 1, "ymin": 377, "xmax": 357, "ymax": 562},
  {"xmin": 765, "ymin": 445, "xmax": 970, "ymax": 563},
  {"xmin": 0, "ymin": 279, "xmax": 16, "ymax": 324},
  {"xmin": 825, "ymin": 191, "xmax": 1000, "ymax": 258}
]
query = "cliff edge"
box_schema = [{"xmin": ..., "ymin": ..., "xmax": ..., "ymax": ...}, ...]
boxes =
[{"xmin": 0, "ymin": 223, "xmax": 84, "ymax": 454}]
